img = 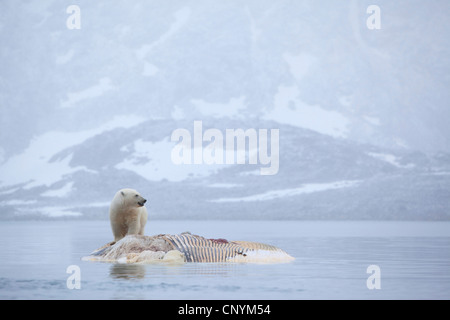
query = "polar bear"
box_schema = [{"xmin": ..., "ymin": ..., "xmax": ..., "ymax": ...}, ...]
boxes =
[{"xmin": 109, "ymin": 188, "xmax": 148, "ymax": 243}]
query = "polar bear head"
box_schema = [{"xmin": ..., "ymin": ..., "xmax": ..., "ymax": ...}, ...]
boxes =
[{"xmin": 116, "ymin": 188, "xmax": 147, "ymax": 207}]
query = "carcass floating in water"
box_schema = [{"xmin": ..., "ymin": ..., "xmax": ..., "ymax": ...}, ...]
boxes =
[{"xmin": 84, "ymin": 232, "xmax": 295, "ymax": 264}]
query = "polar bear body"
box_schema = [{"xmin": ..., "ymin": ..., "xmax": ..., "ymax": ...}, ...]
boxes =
[{"xmin": 109, "ymin": 188, "xmax": 148, "ymax": 243}]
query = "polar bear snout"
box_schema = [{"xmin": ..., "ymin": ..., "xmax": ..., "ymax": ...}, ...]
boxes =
[{"xmin": 138, "ymin": 198, "xmax": 147, "ymax": 207}]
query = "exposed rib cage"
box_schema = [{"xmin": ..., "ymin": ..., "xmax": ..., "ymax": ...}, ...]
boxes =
[{"xmin": 162, "ymin": 233, "xmax": 286, "ymax": 263}]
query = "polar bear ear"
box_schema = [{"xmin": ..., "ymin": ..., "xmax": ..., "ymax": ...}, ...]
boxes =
[{"xmin": 121, "ymin": 191, "xmax": 125, "ymax": 196}]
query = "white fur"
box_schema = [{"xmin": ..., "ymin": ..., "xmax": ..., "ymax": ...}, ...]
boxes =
[{"xmin": 109, "ymin": 188, "xmax": 148, "ymax": 242}]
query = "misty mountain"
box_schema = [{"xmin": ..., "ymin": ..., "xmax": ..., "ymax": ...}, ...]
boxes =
[
  {"xmin": 0, "ymin": 1, "xmax": 449, "ymax": 219},
  {"xmin": 0, "ymin": 117, "xmax": 449, "ymax": 220}
]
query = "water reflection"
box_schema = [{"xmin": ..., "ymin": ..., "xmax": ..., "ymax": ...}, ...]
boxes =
[
  {"xmin": 108, "ymin": 262, "xmax": 244, "ymax": 280},
  {"xmin": 109, "ymin": 264, "xmax": 146, "ymax": 279}
]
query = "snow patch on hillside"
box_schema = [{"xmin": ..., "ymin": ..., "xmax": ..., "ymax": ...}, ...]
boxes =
[
  {"xmin": 115, "ymin": 138, "xmax": 227, "ymax": 182},
  {"xmin": 0, "ymin": 115, "xmax": 146, "ymax": 189},
  {"xmin": 264, "ymin": 85, "xmax": 350, "ymax": 138},
  {"xmin": 367, "ymin": 152, "xmax": 415, "ymax": 169},
  {"xmin": 211, "ymin": 180, "xmax": 361, "ymax": 202}
]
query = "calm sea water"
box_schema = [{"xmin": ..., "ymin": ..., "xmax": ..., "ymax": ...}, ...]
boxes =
[{"xmin": 0, "ymin": 220, "xmax": 449, "ymax": 300}]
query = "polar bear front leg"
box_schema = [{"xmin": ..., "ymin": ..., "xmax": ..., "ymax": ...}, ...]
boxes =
[
  {"xmin": 125, "ymin": 212, "xmax": 141, "ymax": 236},
  {"xmin": 111, "ymin": 220, "xmax": 126, "ymax": 243},
  {"xmin": 138, "ymin": 209, "xmax": 148, "ymax": 235}
]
